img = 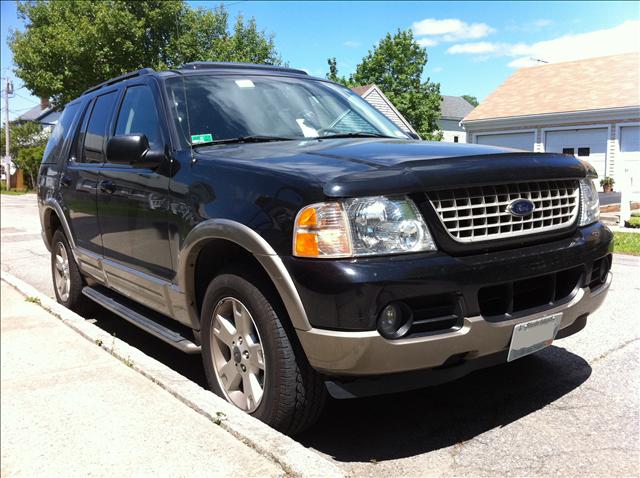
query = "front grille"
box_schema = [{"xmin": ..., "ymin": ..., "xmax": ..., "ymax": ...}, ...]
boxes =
[{"xmin": 427, "ymin": 180, "xmax": 580, "ymax": 243}]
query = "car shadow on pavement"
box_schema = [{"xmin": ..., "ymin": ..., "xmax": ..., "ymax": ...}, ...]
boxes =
[
  {"xmin": 297, "ymin": 345, "xmax": 592, "ymax": 463},
  {"xmin": 84, "ymin": 305, "xmax": 591, "ymax": 464},
  {"xmin": 86, "ymin": 306, "xmax": 208, "ymax": 387}
]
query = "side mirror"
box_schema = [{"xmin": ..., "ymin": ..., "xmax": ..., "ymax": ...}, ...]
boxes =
[{"xmin": 106, "ymin": 134, "xmax": 162, "ymax": 168}]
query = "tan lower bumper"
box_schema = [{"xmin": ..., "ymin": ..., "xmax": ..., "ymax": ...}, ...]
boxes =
[{"xmin": 297, "ymin": 273, "xmax": 611, "ymax": 376}]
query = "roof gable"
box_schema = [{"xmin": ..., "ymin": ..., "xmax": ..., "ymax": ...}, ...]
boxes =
[
  {"xmin": 464, "ymin": 53, "xmax": 640, "ymax": 122},
  {"xmin": 351, "ymin": 84, "xmax": 417, "ymax": 135}
]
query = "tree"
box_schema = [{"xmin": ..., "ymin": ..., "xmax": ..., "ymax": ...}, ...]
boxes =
[
  {"xmin": 462, "ymin": 95, "xmax": 479, "ymax": 107},
  {"xmin": 350, "ymin": 29, "xmax": 442, "ymax": 140},
  {"xmin": 10, "ymin": 1, "xmax": 281, "ymax": 106},
  {"xmin": 326, "ymin": 57, "xmax": 350, "ymax": 86},
  {"xmin": 15, "ymin": 144, "xmax": 46, "ymax": 190},
  {"xmin": 0, "ymin": 121, "xmax": 49, "ymax": 189}
]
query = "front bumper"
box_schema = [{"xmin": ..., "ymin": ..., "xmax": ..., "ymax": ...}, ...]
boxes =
[
  {"xmin": 297, "ymin": 273, "xmax": 610, "ymax": 376},
  {"xmin": 288, "ymin": 222, "xmax": 613, "ymax": 376}
]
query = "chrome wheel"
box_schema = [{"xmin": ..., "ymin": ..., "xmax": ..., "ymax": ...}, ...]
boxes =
[
  {"xmin": 210, "ymin": 297, "xmax": 266, "ymax": 412},
  {"xmin": 53, "ymin": 242, "xmax": 71, "ymax": 302}
]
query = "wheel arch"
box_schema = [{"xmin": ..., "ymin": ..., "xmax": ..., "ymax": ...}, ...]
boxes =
[
  {"xmin": 41, "ymin": 199, "xmax": 76, "ymax": 253},
  {"xmin": 178, "ymin": 219, "xmax": 312, "ymax": 332}
]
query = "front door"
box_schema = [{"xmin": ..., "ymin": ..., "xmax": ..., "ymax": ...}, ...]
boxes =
[{"xmin": 97, "ymin": 82, "xmax": 174, "ymax": 289}]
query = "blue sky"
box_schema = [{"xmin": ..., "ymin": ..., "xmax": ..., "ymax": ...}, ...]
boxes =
[{"xmin": 2, "ymin": 1, "xmax": 639, "ymax": 119}]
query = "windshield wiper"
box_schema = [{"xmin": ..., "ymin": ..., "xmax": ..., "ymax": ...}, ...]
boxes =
[
  {"xmin": 318, "ymin": 132, "xmax": 397, "ymax": 140},
  {"xmin": 192, "ymin": 135, "xmax": 295, "ymax": 147}
]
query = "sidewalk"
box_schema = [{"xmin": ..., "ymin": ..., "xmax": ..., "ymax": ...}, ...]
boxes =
[{"xmin": 0, "ymin": 281, "xmax": 283, "ymax": 477}]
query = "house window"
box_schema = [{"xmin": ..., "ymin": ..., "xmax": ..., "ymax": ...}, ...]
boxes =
[
  {"xmin": 577, "ymin": 147, "xmax": 590, "ymax": 157},
  {"xmin": 562, "ymin": 148, "xmax": 574, "ymax": 155},
  {"xmin": 453, "ymin": 136, "xmax": 459, "ymax": 143}
]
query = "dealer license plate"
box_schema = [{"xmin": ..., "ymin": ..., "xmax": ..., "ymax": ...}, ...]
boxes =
[{"xmin": 507, "ymin": 313, "xmax": 562, "ymax": 362}]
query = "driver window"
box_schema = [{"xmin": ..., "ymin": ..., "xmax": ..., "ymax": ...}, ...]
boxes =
[{"xmin": 115, "ymin": 85, "xmax": 163, "ymax": 148}]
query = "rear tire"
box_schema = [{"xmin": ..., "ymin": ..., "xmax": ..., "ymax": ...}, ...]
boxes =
[
  {"xmin": 200, "ymin": 271, "xmax": 326, "ymax": 435},
  {"xmin": 51, "ymin": 229, "xmax": 92, "ymax": 315}
]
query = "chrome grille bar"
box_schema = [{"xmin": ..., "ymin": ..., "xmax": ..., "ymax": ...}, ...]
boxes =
[{"xmin": 427, "ymin": 180, "xmax": 580, "ymax": 243}]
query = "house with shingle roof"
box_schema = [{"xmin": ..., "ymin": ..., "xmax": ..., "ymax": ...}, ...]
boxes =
[
  {"xmin": 438, "ymin": 95, "xmax": 475, "ymax": 143},
  {"xmin": 462, "ymin": 53, "xmax": 640, "ymax": 193}
]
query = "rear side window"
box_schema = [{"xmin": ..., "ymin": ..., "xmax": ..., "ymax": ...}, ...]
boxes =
[
  {"xmin": 82, "ymin": 91, "xmax": 117, "ymax": 163},
  {"xmin": 41, "ymin": 103, "xmax": 81, "ymax": 164},
  {"xmin": 115, "ymin": 85, "xmax": 163, "ymax": 148}
]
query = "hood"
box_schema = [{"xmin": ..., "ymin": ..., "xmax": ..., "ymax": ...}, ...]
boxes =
[{"xmin": 193, "ymin": 138, "xmax": 590, "ymax": 198}]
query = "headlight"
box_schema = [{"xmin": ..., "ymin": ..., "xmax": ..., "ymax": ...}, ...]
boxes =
[
  {"xmin": 293, "ymin": 196, "xmax": 436, "ymax": 258},
  {"xmin": 578, "ymin": 178, "xmax": 600, "ymax": 226}
]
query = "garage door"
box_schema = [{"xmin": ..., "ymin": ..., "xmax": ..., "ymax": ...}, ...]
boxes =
[
  {"xmin": 475, "ymin": 132, "xmax": 534, "ymax": 151},
  {"xmin": 619, "ymin": 125, "xmax": 640, "ymax": 199},
  {"xmin": 544, "ymin": 128, "xmax": 608, "ymax": 178}
]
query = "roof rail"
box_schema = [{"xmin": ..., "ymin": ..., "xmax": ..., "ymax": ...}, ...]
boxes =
[
  {"xmin": 82, "ymin": 68, "xmax": 155, "ymax": 96},
  {"xmin": 178, "ymin": 62, "xmax": 308, "ymax": 76}
]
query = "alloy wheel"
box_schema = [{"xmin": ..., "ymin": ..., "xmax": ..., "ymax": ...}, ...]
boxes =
[
  {"xmin": 53, "ymin": 242, "xmax": 71, "ymax": 302},
  {"xmin": 210, "ymin": 297, "xmax": 266, "ymax": 412}
]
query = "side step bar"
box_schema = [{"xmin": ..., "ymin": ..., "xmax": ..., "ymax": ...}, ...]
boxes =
[{"xmin": 82, "ymin": 286, "xmax": 201, "ymax": 354}]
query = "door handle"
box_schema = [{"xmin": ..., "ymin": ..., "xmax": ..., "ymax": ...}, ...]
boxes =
[
  {"xmin": 99, "ymin": 180, "xmax": 116, "ymax": 194},
  {"xmin": 60, "ymin": 175, "xmax": 72, "ymax": 188}
]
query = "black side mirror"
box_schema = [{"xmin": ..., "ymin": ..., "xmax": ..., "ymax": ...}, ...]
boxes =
[{"xmin": 106, "ymin": 134, "xmax": 162, "ymax": 168}]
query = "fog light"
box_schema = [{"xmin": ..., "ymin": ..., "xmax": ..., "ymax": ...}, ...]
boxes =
[{"xmin": 377, "ymin": 303, "xmax": 411, "ymax": 339}]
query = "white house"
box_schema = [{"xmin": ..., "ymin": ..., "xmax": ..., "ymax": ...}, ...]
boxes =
[
  {"xmin": 437, "ymin": 95, "xmax": 474, "ymax": 143},
  {"xmin": 462, "ymin": 53, "xmax": 640, "ymax": 197},
  {"xmin": 351, "ymin": 84, "xmax": 418, "ymax": 136}
]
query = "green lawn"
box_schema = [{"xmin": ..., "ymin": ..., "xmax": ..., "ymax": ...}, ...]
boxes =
[
  {"xmin": 0, "ymin": 189, "xmax": 31, "ymax": 195},
  {"xmin": 614, "ymin": 231, "xmax": 640, "ymax": 256}
]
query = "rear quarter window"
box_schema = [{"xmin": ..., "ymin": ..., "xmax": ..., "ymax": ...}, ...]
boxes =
[{"xmin": 41, "ymin": 102, "xmax": 81, "ymax": 164}]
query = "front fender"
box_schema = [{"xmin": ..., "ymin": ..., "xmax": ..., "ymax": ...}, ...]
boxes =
[{"xmin": 176, "ymin": 219, "xmax": 312, "ymax": 331}]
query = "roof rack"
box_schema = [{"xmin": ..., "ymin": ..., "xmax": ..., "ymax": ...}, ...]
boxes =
[
  {"xmin": 82, "ymin": 68, "xmax": 155, "ymax": 96},
  {"xmin": 178, "ymin": 62, "xmax": 308, "ymax": 76}
]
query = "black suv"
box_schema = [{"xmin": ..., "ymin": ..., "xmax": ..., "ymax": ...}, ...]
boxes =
[{"xmin": 38, "ymin": 63, "xmax": 612, "ymax": 434}]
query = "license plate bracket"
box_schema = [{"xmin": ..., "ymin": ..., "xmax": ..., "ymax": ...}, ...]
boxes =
[{"xmin": 507, "ymin": 313, "xmax": 562, "ymax": 362}]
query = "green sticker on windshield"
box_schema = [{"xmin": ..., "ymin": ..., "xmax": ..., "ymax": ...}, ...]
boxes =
[{"xmin": 191, "ymin": 133, "xmax": 213, "ymax": 144}]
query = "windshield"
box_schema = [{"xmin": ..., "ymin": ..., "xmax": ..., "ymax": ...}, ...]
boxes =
[{"xmin": 164, "ymin": 74, "xmax": 409, "ymax": 146}]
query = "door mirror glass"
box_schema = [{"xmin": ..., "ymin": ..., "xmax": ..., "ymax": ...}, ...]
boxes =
[{"xmin": 106, "ymin": 134, "xmax": 150, "ymax": 165}]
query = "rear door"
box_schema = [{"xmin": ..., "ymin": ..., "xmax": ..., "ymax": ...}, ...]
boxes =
[
  {"xmin": 60, "ymin": 90, "xmax": 119, "ymax": 257},
  {"xmin": 97, "ymin": 80, "xmax": 174, "ymax": 284}
]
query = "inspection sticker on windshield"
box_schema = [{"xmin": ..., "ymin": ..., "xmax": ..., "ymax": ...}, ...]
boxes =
[
  {"xmin": 191, "ymin": 134, "xmax": 213, "ymax": 144},
  {"xmin": 507, "ymin": 313, "xmax": 562, "ymax": 362}
]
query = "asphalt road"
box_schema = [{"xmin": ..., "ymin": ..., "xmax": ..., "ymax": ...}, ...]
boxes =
[
  {"xmin": 599, "ymin": 192, "xmax": 621, "ymax": 206},
  {"xmin": 2, "ymin": 193, "xmax": 639, "ymax": 477}
]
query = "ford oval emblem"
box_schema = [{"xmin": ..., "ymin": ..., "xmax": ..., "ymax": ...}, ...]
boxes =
[{"xmin": 507, "ymin": 199, "xmax": 535, "ymax": 217}]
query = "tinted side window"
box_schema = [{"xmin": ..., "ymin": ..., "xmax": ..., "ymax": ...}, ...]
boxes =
[
  {"xmin": 42, "ymin": 103, "xmax": 80, "ymax": 164},
  {"xmin": 115, "ymin": 85, "xmax": 162, "ymax": 148},
  {"xmin": 82, "ymin": 91, "xmax": 117, "ymax": 163}
]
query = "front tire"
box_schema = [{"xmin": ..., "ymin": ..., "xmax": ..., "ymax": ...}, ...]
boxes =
[{"xmin": 200, "ymin": 272, "xmax": 326, "ymax": 435}]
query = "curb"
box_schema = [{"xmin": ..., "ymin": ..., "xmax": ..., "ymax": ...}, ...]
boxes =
[{"xmin": 1, "ymin": 271, "xmax": 344, "ymax": 478}]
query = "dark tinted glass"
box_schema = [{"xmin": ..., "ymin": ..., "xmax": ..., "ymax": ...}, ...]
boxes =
[
  {"xmin": 115, "ymin": 85, "xmax": 162, "ymax": 148},
  {"xmin": 82, "ymin": 91, "xmax": 117, "ymax": 163},
  {"xmin": 577, "ymin": 147, "xmax": 590, "ymax": 157},
  {"xmin": 42, "ymin": 103, "xmax": 80, "ymax": 164},
  {"xmin": 562, "ymin": 148, "xmax": 574, "ymax": 155}
]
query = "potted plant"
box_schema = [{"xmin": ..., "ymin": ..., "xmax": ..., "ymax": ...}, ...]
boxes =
[{"xmin": 600, "ymin": 176, "xmax": 615, "ymax": 192}]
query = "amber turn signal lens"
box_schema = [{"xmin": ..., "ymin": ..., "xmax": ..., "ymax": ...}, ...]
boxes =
[{"xmin": 293, "ymin": 202, "xmax": 352, "ymax": 258}]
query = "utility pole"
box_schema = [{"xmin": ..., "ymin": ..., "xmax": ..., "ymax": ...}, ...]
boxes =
[{"xmin": 3, "ymin": 76, "xmax": 12, "ymax": 190}]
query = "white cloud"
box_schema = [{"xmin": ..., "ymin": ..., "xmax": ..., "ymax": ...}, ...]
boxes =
[
  {"xmin": 446, "ymin": 21, "xmax": 640, "ymax": 68},
  {"xmin": 447, "ymin": 42, "xmax": 499, "ymax": 54},
  {"xmin": 343, "ymin": 40, "xmax": 361, "ymax": 48},
  {"xmin": 417, "ymin": 38, "xmax": 439, "ymax": 47},
  {"xmin": 412, "ymin": 18, "xmax": 495, "ymax": 43}
]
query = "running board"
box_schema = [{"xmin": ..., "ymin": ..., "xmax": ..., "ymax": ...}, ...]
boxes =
[{"xmin": 82, "ymin": 286, "xmax": 201, "ymax": 354}]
